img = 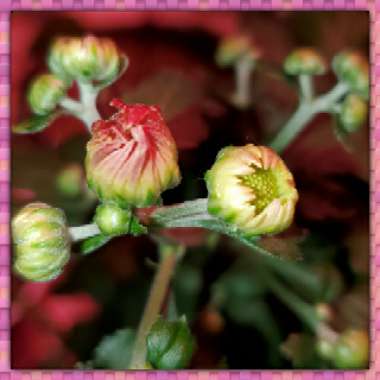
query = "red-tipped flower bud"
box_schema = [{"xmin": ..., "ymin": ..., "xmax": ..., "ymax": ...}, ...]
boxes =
[
  {"xmin": 86, "ymin": 99, "xmax": 181, "ymax": 208},
  {"xmin": 332, "ymin": 51, "xmax": 369, "ymax": 99},
  {"xmin": 284, "ymin": 48, "xmax": 327, "ymax": 76}
]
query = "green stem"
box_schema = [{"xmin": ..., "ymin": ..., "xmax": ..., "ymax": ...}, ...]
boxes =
[
  {"xmin": 69, "ymin": 223, "xmax": 100, "ymax": 242},
  {"xmin": 265, "ymin": 271, "xmax": 320, "ymax": 331},
  {"xmin": 232, "ymin": 55, "xmax": 255, "ymax": 109},
  {"xmin": 77, "ymin": 81, "xmax": 101, "ymax": 130},
  {"xmin": 269, "ymin": 82, "xmax": 349, "ymax": 153},
  {"xmin": 298, "ymin": 74, "xmax": 314, "ymax": 102},
  {"xmin": 129, "ymin": 244, "xmax": 180, "ymax": 369}
]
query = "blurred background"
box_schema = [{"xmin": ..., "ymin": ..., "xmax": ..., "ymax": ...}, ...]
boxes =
[{"xmin": 11, "ymin": 11, "xmax": 369, "ymax": 369}]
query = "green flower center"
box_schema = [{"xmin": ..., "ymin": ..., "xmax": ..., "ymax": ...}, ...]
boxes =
[{"xmin": 239, "ymin": 167, "xmax": 278, "ymax": 213}]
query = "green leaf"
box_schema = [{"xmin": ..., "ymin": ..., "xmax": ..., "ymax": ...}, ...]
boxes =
[
  {"xmin": 129, "ymin": 216, "xmax": 148, "ymax": 236},
  {"xmin": 12, "ymin": 112, "xmax": 61, "ymax": 134},
  {"xmin": 93, "ymin": 328, "xmax": 136, "ymax": 369},
  {"xmin": 79, "ymin": 234, "xmax": 111, "ymax": 255}
]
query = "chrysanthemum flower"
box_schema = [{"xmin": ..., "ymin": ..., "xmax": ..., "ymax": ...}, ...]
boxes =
[
  {"xmin": 86, "ymin": 99, "xmax": 181, "ymax": 208},
  {"xmin": 12, "ymin": 203, "xmax": 70, "ymax": 282},
  {"xmin": 205, "ymin": 144, "xmax": 298, "ymax": 237}
]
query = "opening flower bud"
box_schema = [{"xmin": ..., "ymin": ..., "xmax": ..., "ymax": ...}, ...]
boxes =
[
  {"xmin": 146, "ymin": 316, "xmax": 195, "ymax": 369},
  {"xmin": 205, "ymin": 144, "xmax": 298, "ymax": 237},
  {"xmin": 86, "ymin": 99, "xmax": 181, "ymax": 208},
  {"xmin": 94, "ymin": 203, "xmax": 133, "ymax": 236},
  {"xmin": 339, "ymin": 94, "xmax": 368, "ymax": 133},
  {"xmin": 48, "ymin": 35, "xmax": 125, "ymax": 83},
  {"xmin": 332, "ymin": 329, "xmax": 369, "ymax": 369},
  {"xmin": 27, "ymin": 74, "xmax": 68, "ymax": 115},
  {"xmin": 332, "ymin": 51, "xmax": 369, "ymax": 99},
  {"xmin": 12, "ymin": 202, "xmax": 70, "ymax": 282},
  {"xmin": 283, "ymin": 48, "xmax": 327, "ymax": 76},
  {"xmin": 215, "ymin": 36, "xmax": 259, "ymax": 68}
]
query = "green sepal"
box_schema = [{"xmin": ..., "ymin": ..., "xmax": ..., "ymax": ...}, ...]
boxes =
[
  {"xmin": 12, "ymin": 112, "xmax": 61, "ymax": 134},
  {"xmin": 79, "ymin": 234, "xmax": 111, "ymax": 255}
]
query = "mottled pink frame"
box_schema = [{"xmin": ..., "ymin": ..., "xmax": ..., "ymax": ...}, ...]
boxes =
[{"xmin": 1, "ymin": 1, "xmax": 378, "ymax": 378}]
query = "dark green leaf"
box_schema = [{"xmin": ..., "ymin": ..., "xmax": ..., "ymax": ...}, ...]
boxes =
[
  {"xmin": 12, "ymin": 112, "xmax": 61, "ymax": 134},
  {"xmin": 79, "ymin": 234, "xmax": 111, "ymax": 255},
  {"xmin": 93, "ymin": 328, "xmax": 135, "ymax": 369}
]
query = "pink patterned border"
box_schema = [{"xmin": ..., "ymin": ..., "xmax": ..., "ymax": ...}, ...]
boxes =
[{"xmin": 1, "ymin": 2, "xmax": 378, "ymax": 378}]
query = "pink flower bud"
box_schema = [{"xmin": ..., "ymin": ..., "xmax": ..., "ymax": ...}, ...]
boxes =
[{"xmin": 86, "ymin": 99, "xmax": 181, "ymax": 208}]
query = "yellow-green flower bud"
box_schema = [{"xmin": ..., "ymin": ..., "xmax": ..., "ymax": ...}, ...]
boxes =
[
  {"xmin": 332, "ymin": 51, "xmax": 369, "ymax": 99},
  {"xmin": 146, "ymin": 316, "xmax": 195, "ymax": 369},
  {"xmin": 284, "ymin": 48, "xmax": 327, "ymax": 76},
  {"xmin": 215, "ymin": 36, "xmax": 259, "ymax": 68},
  {"xmin": 86, "ymin": 99, "xmax": 181, "ymax": 208},
  {"xmin": 205, "ymin": 144, "xmax": 298, "ymax": 237},
  {"xmin": 94, "ymin": 203, "xmax": 132, "ymax": 236},
  {"xmin": 48, "ymin": 35, "xmax": 125, "ymax": 83},
  {"xmin": 332, "ymin": 330, "xmax": 369, "ymax": 369},
  {"xmin": 27, "ymin": 74, "xmax": 68, "ymax": 115},
  {"xmin": 339, "ymin": 94, "xmax": 367, "ymax": 133},
  {"xmin": 12, "ymin": 203, "xmax": 70, "ymax": 282}
]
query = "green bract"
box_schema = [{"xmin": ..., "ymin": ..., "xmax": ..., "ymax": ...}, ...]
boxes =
[
  {"xmin": 12, "ymin": 202, "xmax": 70, "ymax": 282},
  {"xmin": 205, "ymin": 144, "xmax": 298, "ymax": 237},
  {"xmin": 339, "ymin": 94, "xmax": 367, "ymax": 133},
  {"xmin": 146, "ymin": 316, "xmax": 195, "ymax": 370},
  {"xmin": 48, "ymin": 35, "xmax": 125, "ymax": 83},
  {"xmin": 284, "ymin": 48, "xmax": 327, "ymax": 76},
  {"xmin": 332, "ymin": 51, "xmax": 369, "ymax": 99},
  {"xmin": 27, "ymin": 74, "xmax": 68, "ymax": 115}
]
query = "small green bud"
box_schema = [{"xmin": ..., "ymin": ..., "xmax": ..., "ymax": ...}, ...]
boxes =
[
  {"xmin": 339, "ymin": 94, "xmax": 368, "ymax": 133},
  {"xmin": 332, "ymin": 330, "xmax": 369, "ymax": 369},
  {"xmin": 284, "ymin": 48, "xmax": 327, "ymax": 76},
  {"xmin": 146, "ymin": 316, "xmax": 195, "ymax": 369},
  {"xmin": 48, "ymin": 35, "xmax": 125, "ymax": 83},
  {"xmin": 215, "ymin": 36, "xmax": 259, "ymax": 68},
  {"xmin": 12, "ymin": 202, "xmax": 70, "ymax": 282},
  {"xmin": 205, "ymin": 144, "xmax": 298, "ymax": 237},
  {"xmin": 94, "ymin": 203, "xmax": 132, "ymax": 236},
  {"xmin": 56, "ymin": 164, "xmax": 85, "ymax": 199},
  {"xmin": 27, "ymin": 74, "xmax": 68, "ymax": 115},
  {"xmin": 332, "ymin": 51, "xmax": 369, "ymax": 99}
]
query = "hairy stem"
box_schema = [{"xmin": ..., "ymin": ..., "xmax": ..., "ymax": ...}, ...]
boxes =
[
  {"xmin": 69, "ymin": 223, "xmax": 100, "ymax": 242},
  {"xmin": 129, "ymin": 244, "xmax": 180, "ymax": 369},
  {"xmin": 269, "ymin": 81, "xmax": 349, "ymax": 153},
  {"xmin": 77, "ymin": 81, "xmax": 101, "ymax": 129}
]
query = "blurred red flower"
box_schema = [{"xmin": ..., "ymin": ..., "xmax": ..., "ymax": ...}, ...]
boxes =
[{"xmin": 12, "ymin": 272, "xmax": 99, "ymax": 368}]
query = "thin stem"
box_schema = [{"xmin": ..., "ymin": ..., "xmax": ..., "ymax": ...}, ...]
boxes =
[
  {"xmin": 298, "ymin": 74, "xmax": 314, "ymax": 103},
  {"xmin": 269, "ymin": 81, "xmax": 350, "ymax": 153},
  {"xmin": 69, "ymin": 223, "xmax": 100, "ymax": 242},
  {"xmin": 232, "ymin": 55, "xmax": 255, "ymax": 109},
  {"xmin": 77, "ymin": 81, "xmax": 101, "ymax": 130},
  {"xmin": 59, "ymin": 97, "xmax": 83, "ymax": 114},
  {"xmin": 265, "ymin": 271, "xmax": 320, "ymax": 331},
  {"xmin": 129, "ymin": 244, "xmax": 180, "ymax": 369}
]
